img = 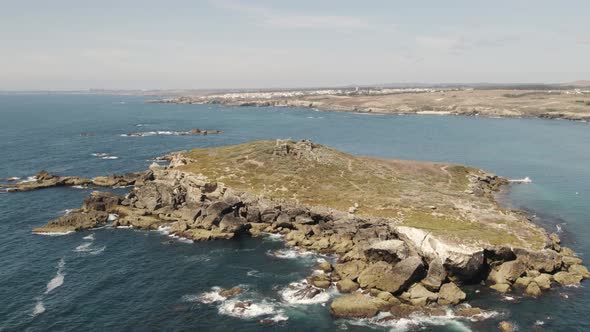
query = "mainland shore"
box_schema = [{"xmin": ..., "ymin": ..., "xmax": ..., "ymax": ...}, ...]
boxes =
[{"xmin": 150, "ymin": 88, "xmax": 590, "ymax": 122}]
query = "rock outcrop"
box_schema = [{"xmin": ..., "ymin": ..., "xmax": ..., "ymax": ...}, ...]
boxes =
[{"xmin": 1, "ymin": 170, "xmax": 150, "ymax": 192}]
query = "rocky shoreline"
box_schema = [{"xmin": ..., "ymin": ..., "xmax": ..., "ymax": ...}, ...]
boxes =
[{"xmin": 19, "ymin": 139, "xmax": 589, "ymax": 327}]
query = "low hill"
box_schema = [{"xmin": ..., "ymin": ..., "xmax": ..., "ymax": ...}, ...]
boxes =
[{"xmin": 178, "ymin": 139, "xmax": 546, "ymax": 249}]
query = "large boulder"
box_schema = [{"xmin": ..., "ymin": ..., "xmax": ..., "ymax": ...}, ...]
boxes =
[
  {"xmin": 406, "ymin": 283, "xmax": 438, "ymax": 305},
  {"xmin": 308, "ymin": 274, "xmax": 331, "ymax": 289},
  {"xmin": 364, "ymin": 239, "xmax": 411, "ymax": 263},
  {"xmin": 437, "ymin": 282, "xmax": 466, "ymax": 305},
  {"xmin": 515, "ymin": 249, "xmax": 563, "ymax": 273},
  {"xmin": 421, "ymin": 258, "xmax": 446, "ymax": 291},
  {"xmin": 330, "ymin": 293, "xmax": 387, "ymax": 318},
  {"xmin": 524, "ymin": 282, "xmax": 542, "ymax": 297},
  {"xmin": 358, "ymin": 257, "xmax": 425, "ymax": 294},
  {"xmin": 334, "ymin": 260, "xmax": 367, "ymax": 281},
  {"xmin": 553, "ymin": 271, "xmax": 583, "ymax": 286},
  {"xmin": 489, "ymin": 283, "xmax": 511, "ymax": 293},
  {"xmin": 83, "ymin": 191, "xmax": 122, "ymax": 212},
  {"xmin": 336, "ymin": 279, "xmax": 359, "ymax": 293},
  {"xmin": 133, "ymin": 182, "xmax": 162, "ymax": 210},
  {"xmin": 218, "ymin": 214, "xmax": 249, "ymax": 233},
  {"xmin": 395, "ymin": 226, "xmax": 483, "ymax": 281},
  {"xmin": 488, "ymin": 259, "xmax": 527, "ymax": 285},
  {"xmin": 569, "ymin": 264, "xmax": 590, "ymax": 278},
  {"xmin": 201, "ymin": 202, "xmax": 233, "ymax": 228},
  {"xmin": 533, "ymin": 274, "xmax": 552, "ymax": 290}
]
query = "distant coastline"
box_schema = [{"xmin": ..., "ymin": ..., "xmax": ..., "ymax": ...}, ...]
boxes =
[{"xmin": 147, "ymin": 86, "xmax": 590, "ymax": 122}]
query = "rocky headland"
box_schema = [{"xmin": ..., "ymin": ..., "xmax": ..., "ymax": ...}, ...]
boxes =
[{"xmin": 25, "ymin": 139, "xmax": 589, "ymax": 322}]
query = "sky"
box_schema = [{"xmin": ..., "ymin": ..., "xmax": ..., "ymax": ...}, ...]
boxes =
[{"xmin": 1, "ymin": 0, "xmax": 589, "ymax": 90}]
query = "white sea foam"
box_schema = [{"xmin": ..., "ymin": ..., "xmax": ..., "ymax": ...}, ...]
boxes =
[
  {"xmin": 101, "ymin": 156, "xmax": 118, "ymax": 160},
  {"xmin": 31, "ymin": 300, "xmax": 45, "ymax": 317},
  {"xmin": 7, "ymin": 176, "xmax": 21, "ymax": 181},
  {"xmin": 535, "ymin": 320, "xmax": 545, "ymax": 326},
  {"xmin": 35, "ymin": 231, "xmax": 75, "ymax": 236},
  {"xmin": 91, "ymin": 153, "xmax": 107, "ymax": 157},
  {"xmin": 270, "ymin": 313, "xmax": 289, "ymax": 322},
  {"xmin": 71, "ymin": 185, "xmax": 87, "ymax": 189},
  {"xmin": 116, "ymin": 225, "xmax": 133, "ymax": 229},
  {"xmin": 262, "ymin": 233, "xmax": 284, "ymax": 242},
  {"xmin": 267, "ymin": 248, "xmax": 314, "ymax": 259},
  {"xmin": 218, "ymin": 298, "xmax": 282, "ymax": 319},
  {"xmin": 83, "ymin": 234, "xmax": 95, "ymax": 240},
  {"xmin": 168, "ymin": 233, "xmax": 194, "ymax": 244},
  {"xmin": 556, "ymin": 224, "xmax": 563, "ymax": 233},
  {"xmin": 348, "ymin": 310, "xmax": 473, "ymax": 332},
  {"xmin": 75, "ymin": 242, "xmax": 93, "ymax": 252},
  {"xmin": 190, "ymin": 286, "xmax": 226, "ymax": 304},
  {"xmin": 88, "ymin": 246, "xmax": 106, "ymax": 255},
  {"xmin": 279, "ymin": 280, "xmax": 334, "ymax": 305},
  {"xmin": 20, "ymin": 176, "xmax": 37, "ymax": 183},
  {"xmin": 157, "ymin": 225, "xmax": 171, "ymax": 235},
  {"xmin": 247, "ymin": 269, "xmax": 261, "ymax": 277},
  {"xmin": 45, "ymin": 258, "xmax": 65, "ymax": 294}
]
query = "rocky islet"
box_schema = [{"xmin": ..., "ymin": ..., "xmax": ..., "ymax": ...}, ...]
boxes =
[{"xmin": 18, "ymin": 139, "xmax": 589, "ymax": 323}]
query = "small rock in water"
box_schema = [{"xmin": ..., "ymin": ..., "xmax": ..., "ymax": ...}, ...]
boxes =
[
  {"xmin": 218, "ymin": 287, "xmax": 244, "ymax": 298},
  {"xmin": 498, "ymin": 321, "xmax": 515, "ymax": 332},
  {"xmin": 293, "ymin": 285, "xmax": 321, "ymax": 300}
]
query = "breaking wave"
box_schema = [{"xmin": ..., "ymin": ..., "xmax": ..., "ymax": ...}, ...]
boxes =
[
  {"xmin": 266, "ymin": 248, "xmax": 315, "ymax": 260},
  {"xmin": 218, "ymin": 298, "xmax": 283, "ymax": 319},
  {"xmin": 279, "ymin": 279, "xmax": 335, "ymax": 305}
]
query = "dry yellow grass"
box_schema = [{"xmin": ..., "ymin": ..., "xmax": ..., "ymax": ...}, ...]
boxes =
[{"xmin": 178, "ymin": 140, "xmax": 546, "ymax": 249}]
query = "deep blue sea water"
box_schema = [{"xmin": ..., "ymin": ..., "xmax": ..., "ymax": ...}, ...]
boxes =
[{"xmin": 0, "ymin": 94, "xmax": 588, "ymax": 331}]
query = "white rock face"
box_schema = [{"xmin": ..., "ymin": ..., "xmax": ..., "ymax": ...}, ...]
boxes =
[{"xmin": 395, "ymin": 226, "xmax": 484, "ymax": 279}]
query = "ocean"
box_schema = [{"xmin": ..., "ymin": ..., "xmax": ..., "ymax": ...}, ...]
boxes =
[{"xmin": 0, "ymin": 94, "xmax": 588, "ymax": 331}]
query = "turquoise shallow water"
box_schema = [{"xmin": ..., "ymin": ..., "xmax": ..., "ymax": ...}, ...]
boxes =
[{"xmin": 0, "ymin": 94, "xmax": 588, "ymax": 331}]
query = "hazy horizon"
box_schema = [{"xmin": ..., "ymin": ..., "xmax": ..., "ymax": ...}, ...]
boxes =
[{"xmin": 2, "ymin": 0, "xmax": 589, "ymax": 90}]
